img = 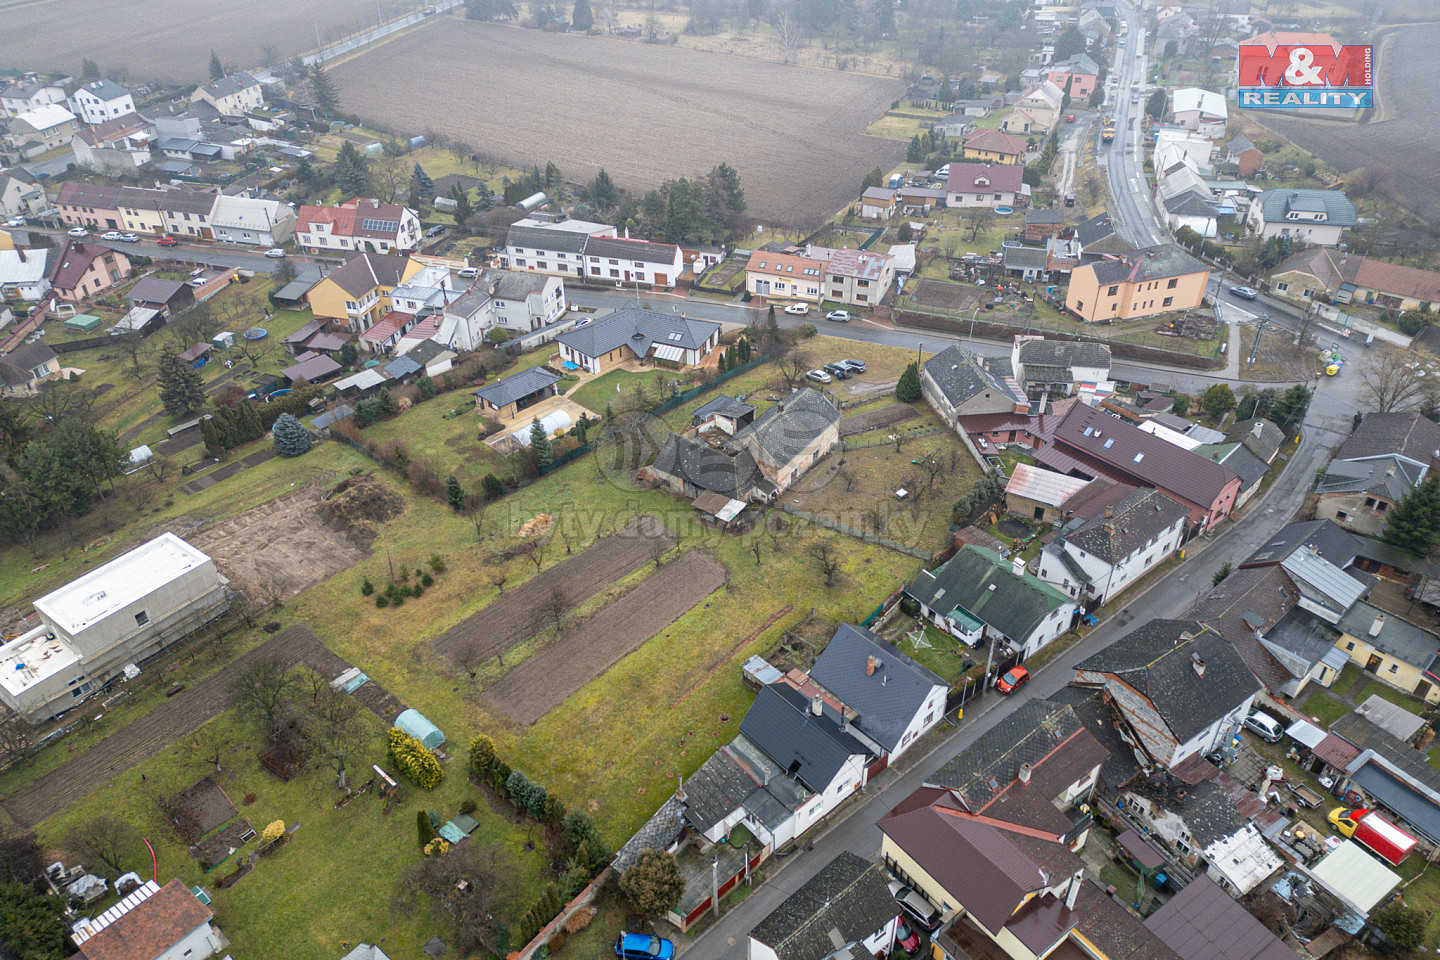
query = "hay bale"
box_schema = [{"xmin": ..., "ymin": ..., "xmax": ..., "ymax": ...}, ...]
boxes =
[{"xmin": 518, "ymin": 513, "xmax": 555, "ymax": 537}]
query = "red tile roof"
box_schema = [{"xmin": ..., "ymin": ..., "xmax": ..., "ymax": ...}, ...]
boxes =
[
  {"xmin": 946, "ymin": 162, "xmax": 1024, "ymax": 194},
  {"xmin": 75, "ymin": 879, "xmax": 213, "ymax": 960},
  {"xmin": 297, "ymin": 198, "xmax": 409, "ymax": 240},
  {"xmin": 360, "ymin": 311, "xmax": 413, "ymax": 343},
  {"xmin": 50, "ymin": 239, "xmax": 124, "ymax": 291},
  {"xmin": 963, "ymin": 128, "xmax": 1027, "ymax": 158}
]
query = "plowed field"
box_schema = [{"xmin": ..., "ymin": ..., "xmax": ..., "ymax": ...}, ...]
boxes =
[
  {"xmin": 482, "ymin": 549, "xmax": 726, "ymax": 725},
  {"xmin": 330, "ymin": 20, "xmax": 906, "ymax": 225},
  {"xmin": 429, "ymin": 516, "xmax": 673, "ymax": 667}
]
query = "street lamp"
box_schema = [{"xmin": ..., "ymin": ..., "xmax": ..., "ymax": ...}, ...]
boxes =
[{"xmin": 968, "ymin": 304, "xmax": 981, "ymax": 342}]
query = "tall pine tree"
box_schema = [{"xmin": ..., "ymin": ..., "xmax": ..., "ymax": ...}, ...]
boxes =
[
  {"xmin": 156, "ymin": 345, "xmax": 207, "ymax": 417},
  {"xmin": 450, "ymin": 184, "xmax": 473, "ymax": 225},
  {"xmin": 590, "ymin": 168, "xmax": 618, "ymax": 210},
  {"xmin": 335, "ymin": 142, "xmax": 371, "ymax": 197},
  {"xmin": 1383, "ymin": 474, "xmax": 1440, "ymax": 557},
  {"xmin": 209, "ymin": 49, "xmax": 224, "ymax": 80},
  {"xmin": 309, "ymin": 64, "xmax": 341, "ymax": 118},
  {"xmin": 530, "ymin": 418, "xmax": 554, "ymax": 471},
  {"xmin": 410, "ymin": 163, "xmax": 435, "ymax": 204},
  {"xmin": 572, "ymin": 0, "xmax": 594, "ymax": 30}
]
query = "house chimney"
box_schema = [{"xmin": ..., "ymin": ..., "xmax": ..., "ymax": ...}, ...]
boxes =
[
  {"xmin": 810, "ymin": 695, "xmax": 824, "ymax": 717},
  {"xmin": 1308, "ymin": 543, "xmax": 1318, "ymax": 555},
  {"xmin": 866, "ymin": 655, "xmax": 879, "ymax": 676},
  {"xmin": 1191, "ymin": 652, "xmax": 1205, "ymax": 678},
  {"xmin": 1104, "ymin": 505, "xmax": 1113, "ymax": 518},
  {"xmin": 1370, "ymin": 614, "xmax": 1386, "ymax": 637},
  {"xmin": 1252, "ymin": 421, "xmax": 1263, "ymax": 438},
  {"xmin": 1012, "ymin": 556, "xmax": 1026, "ymax": 577},
  {"xmin": 1018, "ymin": 762, "xmax": 1032, "ymax": 784},
  {"xmin": 1065, "ymin": 873, "xmax": 1082, "ymax": 910}
]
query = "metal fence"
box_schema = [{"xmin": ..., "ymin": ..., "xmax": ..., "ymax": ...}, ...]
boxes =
[
  {"xmin": 841, "ymin": 425, "xmax": 947, "ymax": 451},
  {"xmin": 774, "ymin": 504, "xmax": 933, "ymax": 560}
]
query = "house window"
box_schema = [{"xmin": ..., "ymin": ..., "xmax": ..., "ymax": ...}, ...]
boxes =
[
  {"xmin": 1345, "ymin": 641, "xmax": 1355, "ymax": 651},
  {"xmin": 134, "ymin": 610, "xmax": 149, "ymax": 626},
  {"xmin": 1276, "ymin": 281, "xmax": 1289, "ymax": 292},
  {"xmin": 609, "ymin": 269, "xmax": 620, "ymax": 278},
  {"xmin": 537, "ymin": 262, "xmax": 547, "ymax": 270},
  {"xmin": 1163, "ymin": 297, "xmax": 1173, "ymax": 307},
  {"xmin": 1107, "ymin": 285, "xmax": 1119, "ymax": 296},
  {"xmin": 1167, "ymin": 278, "xmax": 1178, "ymax": 289},
  {"xmin": 1389, "ymin": 663, "xmax": 1399, "ymax": 674}
]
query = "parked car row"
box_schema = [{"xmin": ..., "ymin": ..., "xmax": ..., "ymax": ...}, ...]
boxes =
[{"xmin": 805, "ymin": 358, "xmax": 867, "ymax": 385}]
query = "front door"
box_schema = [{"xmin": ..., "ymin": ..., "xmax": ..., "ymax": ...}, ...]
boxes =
[
  {"xmin": 1366, "ymin": 653, "xmax": 1383, "ymax": 674},
  {"xmin": 1417, "ymin": 680, "xmax": 1432, "ymax": 700}
]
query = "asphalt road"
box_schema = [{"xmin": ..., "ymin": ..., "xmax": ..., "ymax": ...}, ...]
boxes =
[
  {"xmin": 22, "ymin": 225, "xmax": 340, "ymax": 275},
  {"xmin": 1103, "ymin": 5, "xmax": 1167, "ymax": 248}
]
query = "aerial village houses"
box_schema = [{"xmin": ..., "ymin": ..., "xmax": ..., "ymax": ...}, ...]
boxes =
[
  {"xmin": 744, "ymin": 250, "xmax": 825, "ymax": 303},
  {"xmin": 1037, "ymin": 487, "xmax": 1190, "ymax": 605},
  {"xmin": 49, "ymin": 238, "xmax": 132, "ymax": 301},
  {"xmin": 554, "ymin": 307, "xmax": 720, "ymax": 374},
  {"xmin": 295, "ymin": 199, "xmax": 421, "ymax": 254},
  {"xmin": 503, "ymin": 217, "xmax": 616, "ymax": 278},
  {"xmin": 583, "ymin": 235, "xmax": 684, "ymax": 288},
  {"xmin": 1065, "ymin": 244, "xmax": 1211, "ymax": 323},
  {"xmin": 69, "ymin": 79, "xmax": 135, "ymax": 125}
]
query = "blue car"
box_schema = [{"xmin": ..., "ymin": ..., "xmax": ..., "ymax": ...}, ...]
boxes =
[{"xmin": 615, "ymin": 932, "xmax": 675, "ymax": 959}]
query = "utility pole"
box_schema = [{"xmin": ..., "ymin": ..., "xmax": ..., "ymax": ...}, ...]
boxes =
[{"xmin": 1248, "ymin": 314, "xmax": 1268, "ymax": 366}]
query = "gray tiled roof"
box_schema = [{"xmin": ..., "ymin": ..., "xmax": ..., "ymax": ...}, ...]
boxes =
[
  {"xmin": 1075, "ymin": 620, "xmax": 1261, "ymax": 744},
  {"xmin": 612, "ymin": 794, "xmax": 685, "ymax": 872},
  {"xmin": 1145, "ymin": 875, "xmax": 1295, "ymax": 960},
  {"xmin": 197, "ymin": 72, "xmax": 258, "ymax": 100},
  {"xmin": 1337, "ymin": 412, "xmax": 1440, "ymax": 465},
  {"xmin": 679, "ymin": 747, "xmax": 756, "ymax": 833},
  {"xmin": 1244, "ymin": 519, "xmax": 1360, "ymax": 568},
  {"xmin": 1224, "ymin": 445, "xmax": 1269, "ymax": 490},
  {"xmin": 1317, "ymin": 456, "xmax": 1422, "ymax": 500},
  {"xmin": 1017, "ymin": 339, "xmax": 1112, "ymax": 370},
  {"xmin": 1087, "ymin": 244, "xmax": 1208, "ymax": 285},
  {"xmin": 905, "ymin": 545, "xmax": 1071, "ymax": 646},
  {"xmin": 728, "ymin": 389, "xmax": 839, "ymax": 469},
  {"xmin": 923, "ymin": 345, "xmax": 1013, "ymax": 407},
  {"xmin": 583, "ymin": 236, "xmax": 679, "ymax": 265},
  {"xmin": 505, "ymin": 223, "xmax": 589, "ymax": 254},
  {"xmin": 1047, "ymin": 686, "xmax": 1143, "ymax": 791},
  {"xmin": 808, "ymin": 624, "xmax": 946, "ymax": 753},
  {"xmin": 1227, "ymin": 418, "xmax": 1285, "ymax": 462},
  {"xmin": 691, "ymin": 394, "xmax": 756, "ymax": 424},
  {"xmin": 1254, "ymin": 188, "xmax": 1357, "ymax": 227},
  {"xmin": 739, "ymin": 684, "xmax": 870, "ymax": 794},
  {"xmin": 77, "ymin": 79, "xmax": 130, "ymax": 101},
  {"xmin": 481, "ymin": 268, "xmax": 548, "ymax": 301},
  {"xmin": 651, "ymin": 433, "xmax": 762, "ymax": 500},
  {"xmin": 126, "ymin": 277, "xmax": 188, "ymax": 305},
  {"xmin": 749, "ymin": 853, "xmax": 898, "ymax": 960},
  {"xmin": 555, "ymin": 306, "xmax": 719, "ymax": 360},
  {"xmin": 1060, "ymin": 487, "xmax": 1189, "ymax": 564},
  {"xmin": 1337, "ymin": 601, "xmax": 1437, "ymax": 669},
  {"xmin": 325, "ymin": 253, "xmax": 410, "ymax": 297},
  {"xmin": 926, "ymin": 700, "xmax": 1096, "ymax": 811},
  {"xmin": 472, "ymin": 367, "xmax": 560, "ymax": 409},
  {"xmin": 1188, "ymin": 565, "xmax": 1298, "ymax": 693}
]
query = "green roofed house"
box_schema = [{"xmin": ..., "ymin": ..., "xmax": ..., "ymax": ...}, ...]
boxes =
[
  {"xmin": 905, "ymin": 545, "xmax": 1079, "ymax": 660},
  {"xmin": 393, "ymin": 708, "xmax": 444, "ymax": 750}
]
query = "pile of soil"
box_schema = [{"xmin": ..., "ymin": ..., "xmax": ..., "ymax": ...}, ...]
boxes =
[
  {"xmin": 517, "ymin": 513, "xmax": 555, "ymax": 537},
  {"xmin": 320, "ymin": 475, "xmax": 406, "ymax": 528}
]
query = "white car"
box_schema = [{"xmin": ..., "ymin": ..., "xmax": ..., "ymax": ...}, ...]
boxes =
[
  {"xmin": 805, "ymin": 369, "xmax": 832, "ymax": 384},
  {"xmin": 68, "ymin": 226, "xmax": 89, "ymax": 237},
  {"xmin": 188, "ymin": 276, "xmax": 209, "ymax": 288},
  {"xmin": 101, "ymin": 231, "xmax": 123, "ymax": 240},
  {"xmin": 264, "ymin": 248, "xmax": 286, "ymax": 259},
  {"xmin": 783, "ymin": 303, "xmax": 810, "ymax": 316},
  {"xmin": 825, "ymin": 310, "xmax": 850, "ymax": 323},
  {"xmin": 119, "ymin": 233, "xmax": 141, "ymax": 243},
  {"xmin": 3, "ymin": 216, "xmax": 25, "ymax": 228}
]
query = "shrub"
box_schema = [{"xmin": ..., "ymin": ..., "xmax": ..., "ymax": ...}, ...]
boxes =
[
  {"xmin": 411, "ymin": 584, "xmax": 424, "ymax": 598},
  {"xmin": 506, "ymin": 769, "xmax": 547, "ymax": 818},
  {"xmin": 482, "ymin": 473, "xmax": 506, "ymax": 500},
  {"xmin": 896, "ymin": 362, "xmax": 922, "ymax": 403},
  {"xmin": 540, "ymin": 793, "xmax": 566, "ymax": 825},
  {"xmin": 460, "ymin": 798, "xmax": 477, "ymax": 815},
  {"xmin": 376, "ymin": 594, "xmax": 389, "ymax": 608},
  {"xmin": 563, "ymin": 906, "xmax": 597, "ymax": 935},
  {"xmin": 418, "ymin": 808, "xmax": 437, "ymax": 847},
  {"xmin": 423, "ymin": 838, "xmax": 450, "ymax": 857},
  {"xmin": 429, "ymin": 554, "xmax": 446, "ymax": 572},
  {"xmin": 360, "ymin": 577, "xmax": 375, "ymax": 596},
  {"xmin": 262, "ymin": 820, "xmax": 286, "ymax": 842},
  {"xmin": 421, "ymin": 573, "xmax": 434, "ymax": 587},
  {"xmin": 389, "ymin": 728, "xmax": 444, "ymax": 789},
  {"xmin": 469, "ymin": 735, "xmax": 498, "ymax": 781}
]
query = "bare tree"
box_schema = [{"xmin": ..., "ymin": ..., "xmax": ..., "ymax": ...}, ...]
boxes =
[
  {"xmin": 772, "ymin": 3, "xmax": 804, "ymax": 62},
  {"xmin": 1358, "ymin": 351, "xmax": 1429, "ymax": 414},
  {"xmin": 651, "ymin": 536, "xmax": 668, "ymax": 569},
  {"xmin": 0, "ymin": 826, "xmax": 45, "ymax": 884},
  {"xmin": 775, "ymin": 348, "xmax": 812, "ymax": 391},
  {"xmin": 144, "ymin": 455, "xmax": 173, "ymax": 483},
  {"xmin": 918, "ymin": 455, "xmax": 944, "ymax": 495},
  {"xmin": 64, "ymin": 815, "xmax": 139, "ymax": 877},
  {"xmin": 965, "ymin": 207, "xmax": 996, "ymax": 241},
  {"xmin": 456, "ymin": 642, "xmax": 484, "ymax": 684},
  {"xmin": 230, "ymin": 656, "xmax": 297, "ymax": 743},
  {"xmin": 810, "ymin": 541, "xmax": 842, "ymax": 587},
  {"xmin": 393, "ymin": 842, "xmax": 505, "ymax": 955},
  {"xmin": 490, "ymin": 569, "xmax": 509, "ymax": 594},
  {"xmin": 233, "ymin": 337, "xmax": 277, "ymax": 371},
  {"xmin": 528, "ymin": 538, "xmax": 548, "ymax": 573},
  {"xmin": 371, "ymin": 154, "xmax": 409, "ymax": 204},
  {"xmin": 304, "ymin": 684, "xmax": 366, "ymax": 789},
  {"xmin": 0, "ymin": 718, "xmax": 32, "ymax": 771},
  {"xmin": 112, "ymin": 331, "xmax": 152, "ymax": 379},
  {"xmin": 750, "ymin": 537, "xmax": 764, "ymax": 566},
  {"xmin": 533, "ymin": 587, "xmax": 569, "ymax": 637}
]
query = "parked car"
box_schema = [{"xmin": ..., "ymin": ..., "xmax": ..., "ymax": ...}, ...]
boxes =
[
  {"xmin": 457, "ymin": 266, "xmax": 479, "ymax": 279},
  {"xmin": 823, "ymin": 362, "xmax": 851, "ymax": 380},
  {"xmin": 157, "ymin": 235, "xmax": 178, "ymax": 246},
  {"xmin": 68, "ymin": 226, "xmax": 90, "ymax": 237},
  {"xmin": 1065, "ymin": 113, "xmax": 1077, "ymax": 123},
  {"xmin": 805, "ymin": 369, "xmax": 833, "ymax": 384},
  {"xmin": 896, "ymin": 918, "xmax": 921, "ymax": 954},
  {"xmin": 841, "ymin": 359, "xmax": 867, "ymax": 373},
  {"xmin": 996, "ymin": 666, "xmax": 1030, "ymax": 695},
  {"xmin": 1244, "ymin": 710, "xmax": 1284, "ymax": 743},
  {"xmin": 424, "ymin": 224, "xmax": 445, "ymax": 237},
  {"xmin": 614, "ymin": 933, "xmax": 674, "ymax": 960},
  {"xmin": 119, "ymin": 233, "xmax": 140, "ymax": 243},
  {"xmin": 825, "ymin": 310, "xmax": 850, "ymax": 322},
  {"xmin": 783, "ymin": 302, "xmax": 810, "ymax": 315},
  {"xmin": 3, "ymin": 216, "xmax": 25, "ymax": 228},
  {"xmin": 1229, "ymin": 285, "xmax": 1258, "ymax": 300},
  {"xmin": 188, "ymin": 276, "xmax": 209, "ymax": 288},
  {"xmin": 264, "ymin": 248, "xmax": 286, "ymax": 258},
  {"xmin": 100, "ymin": 231, "xmax": 123, "ymax": 240},
  {"xmin": 889, "ymin": 882, "xmax": 941, "ymax": 932}
]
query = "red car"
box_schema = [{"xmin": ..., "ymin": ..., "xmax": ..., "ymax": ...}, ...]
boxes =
[
  {"xmin": 895, "ymin": 918, "xmax": 921, "ymax": 954},
  {"xmin": 157, "ymin": 235, "xmax": 178, "ymax": 246},
  {"xmin": 996, "ymin": 666, "xmax": 1030, "ymax": 695},
  {"xmin": 1064, "ymin": 113, "xmax": 1077, "ymax": 123}
]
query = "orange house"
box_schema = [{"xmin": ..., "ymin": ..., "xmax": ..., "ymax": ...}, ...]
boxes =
[
  {"xmin": 1066, "ymin": 244, "xmax": 1210, "ymax": 323},
  {"xmin": 49, "ymin": 238, "xmax": 132, "ymax": 302},
  {"xmin": 960, "ymin": 128, "xmax": 1027, "ymax": 165}
]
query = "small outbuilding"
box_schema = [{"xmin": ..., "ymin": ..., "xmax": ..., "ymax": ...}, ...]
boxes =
[{"xmin": 394, "ymin": 708, "xmax": 445, "ymax": 750}]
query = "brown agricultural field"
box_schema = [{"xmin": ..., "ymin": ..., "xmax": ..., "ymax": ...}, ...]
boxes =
[
  {"xmin": 1257, "ymin": 23, "xmax": 1440, "ymax": 219},
  {"xmin": 330, "ymin": 20, "xmax": 907, "ymax": 225},
  {"xmin": 0, "ymin": 0, "xmax": 375, "ymax": 84}
]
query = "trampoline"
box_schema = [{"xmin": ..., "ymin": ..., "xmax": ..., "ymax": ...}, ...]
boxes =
[
  {"xmin": 243, "ymin": 327, "xmax": 268, "ymax": 340},
  {"xmin": 994, "ymin": 206, "xmax": 1015, "ymax": 215}
]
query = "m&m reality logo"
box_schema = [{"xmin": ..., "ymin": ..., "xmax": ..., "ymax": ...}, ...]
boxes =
[{"xmin": 1237, "ymin": 33, "xmax": 1373, "ymax": 109}]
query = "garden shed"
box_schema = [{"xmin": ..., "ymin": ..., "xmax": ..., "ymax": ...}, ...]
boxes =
[{"xmin": 394, "ymin": 709, "xmax": 444, "ymax": 750}]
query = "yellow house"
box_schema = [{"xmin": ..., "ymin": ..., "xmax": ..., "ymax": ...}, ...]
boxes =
[
  {"xmin": 1334, "ymin": 603, "xmax": 1440, "ymax": 704},
  {"xmin": 0, "ymin": 229, "xmax": 14, "ymax": 251},
  {"xmin": 1066, "ymin": 243, "xmax": 1210, "ymax": 323},
  {"xmin": 306, "ymin": 253, "xmax": 422, "ymax": 332}
]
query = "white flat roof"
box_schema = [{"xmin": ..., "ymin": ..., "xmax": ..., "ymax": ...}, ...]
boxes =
[
  {"xmin": 0, "ymin": 623, "xmax": 82, "ymax": 696},
  {"xmin": 1311, "ymin": 840, "xmax": 1400, "ymax": 913},
  {"xmin": 1137, "ymin": 419, "xmax": 1202, "ymax": 450},
  {"xmin": 34, "ymin": 532, "xmax": 213, "ymax": 636}
]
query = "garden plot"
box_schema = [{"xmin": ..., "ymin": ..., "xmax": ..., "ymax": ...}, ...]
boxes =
[
  {"xmin": 429, "ymin": 516, "xmax": 674, "ymax": 668},
  {"xmin": 482, "ymin": 549, "xmax": 727, "ymax": 725},
  {"xmin": 188, "ymin": 478, "xmax": 399, "ymax": 601}
]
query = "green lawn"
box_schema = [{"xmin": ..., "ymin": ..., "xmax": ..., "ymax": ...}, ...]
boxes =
[
  {"xmin": 1298, "ymin": 688, "xmax": 1350, "ymax": 727},
  {"xmin": 569, "ymin": 368, "xmax": 675, "ymax": 417}
]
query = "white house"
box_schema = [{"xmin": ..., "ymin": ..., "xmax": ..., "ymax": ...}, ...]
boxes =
[
  {"xmin": 72, "ymin": 879, "xmax": 225, "ymax": 960},
  {"xmin": 0, "ymin": 533, "xmax": 229, "ymax": 723},
  {"xmin": 810, "ymin": 247, "xmax": 895, "ymax": 307},
  {"xmin": 1074, "ymin": 619, "xmax": 1262, "ymax": 769},
  {"xmin": 744, "ymin": 250, "xmax": 825, "ymax": 303},
  {"xmin": 1010, "ymin": 336, "xmax": 1112, "ymax": 401},
  {"xmin": 209, "ymin": 195, "xmax": 295, "ymax": 246},
  {"xmin": 583, "ymin": 235, "xmax": 684, "ymax": 288},
  {"xmin": 295, "ymin": 199, "xmax": 421, "ymax": 254},
  {"xmin": 1037, "ymin": 487, "xmax": 1189, "ymax": 605},
  {"xmin": 1, "ymin": 77, "xmax": 67, "ymax": 119},
  {"xmin": 70, "ymin": 80, "xmax": 135, "ymax": 125},
  {"xmin": 1246, "ymin": 188, "xmax": 1357, "ymax": 247},
  {"xmin": 190, "ymin": 72, "xmax": 263, "ymax": 116},
  {"xmin": 504, "ymin": 217, "xmax": 616, "ymax": 278},
  {"xmin": 555, "ymin": 306, "xmax": 719, "ymax": 374},
  {"xmin": 0, "ymin": 248, "xmax": 51, "ymax": 301},
  {"xmin": 0, "ymin": 171, "xmax": 49, "ymax": 219},
  {"xmin": 7, "ymin": 104, "xmax": 78, "ymax": 155},
  {"xmin": 905, "ymin": 545, "xmax": 1079, "ymax": 661},
  {"xmin": 438, "ymin": 270, "xmax": 567, "ymax": 350},
  {"xmin": 945, "ymin": 162, "xmax": 1024, "ymax": 208},
  {"xmin": 1170, "ymin": 87, "xmax": 1228, "ymax": 138},
  {"xmin": 747, "ymin": 853, "xmax": 900, "ymax": 960}
]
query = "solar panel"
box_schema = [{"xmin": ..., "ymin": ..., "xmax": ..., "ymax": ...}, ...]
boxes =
[{"xmin": 361, "ymin": 218, "xmax": 400, "ymax": 233}]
